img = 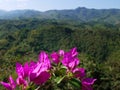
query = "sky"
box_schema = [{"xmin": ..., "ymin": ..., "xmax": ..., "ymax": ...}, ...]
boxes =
[{"xmin": 0, "ymin": 0, "xmax": 120, "ymax": 11}]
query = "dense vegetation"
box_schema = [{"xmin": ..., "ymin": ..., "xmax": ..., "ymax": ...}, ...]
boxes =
[{"xmin": 0, "ymin": 18, "xmax": 120, "ymax": 90}]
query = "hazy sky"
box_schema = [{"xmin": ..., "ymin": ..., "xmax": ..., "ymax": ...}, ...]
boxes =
[{"xmin": 0, "ymin": 0, "xmax": 120, "ymax": 11}]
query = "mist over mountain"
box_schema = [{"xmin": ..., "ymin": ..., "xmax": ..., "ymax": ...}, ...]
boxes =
[{"xmin": 0, "ymin": 7, "xmax": 120, "ymax": 24}]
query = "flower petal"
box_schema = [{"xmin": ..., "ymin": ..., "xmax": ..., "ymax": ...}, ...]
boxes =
[
  {"xmin": 9, "ymin": 76, "xmax": 16, "ymax": 89},
  {"xmin": 0, "ymin": 82, "xmax": 12, "ymax": 90},
  {"xmin": 59, "ymin": 50, "xmax": 64, "ymax": 56},
  {"xmin": 38, "ymin": 51, "xmax": 48, "ymax": 62},
  {"xmin": 51, "ymin": 52, "xmax": 60, "ymax": 64},
  {"xmin": 82, "ymin": 78, "xmax": 97, "ymax": 85},
  {"xmin": 70, "ymin": 47, "xmax": 78, "ymax": 57},
  {"xmin": 23, "ymin": 62, "xmax": 29, "ymax": 78},
  {"xmin": 16, "ymin": 76, "xmax": 28, "ymax": 87},
  {"xmin": 73, "ymin": 68, "xmax": 86, "ymax": 79},
  {"xmin": 33, "ymin": 71, "xmax": 50, "ymax": 85},
  {"xmin": 82, "ymin": 78, "xmax": 97, "ymax": 90},
  {"xmin": 16, "ymin": 62, "xmax": 24, "ymax": 77}
]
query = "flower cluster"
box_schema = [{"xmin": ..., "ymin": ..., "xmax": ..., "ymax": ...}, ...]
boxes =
[{"xmin": 0, "ymin": 48, "xmax": 96, "ymax": 90}]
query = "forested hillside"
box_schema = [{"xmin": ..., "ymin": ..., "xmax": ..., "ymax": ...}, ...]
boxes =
[{"xmin": 0, "ymin": 19, "xmax": 120, "ymax": 89}]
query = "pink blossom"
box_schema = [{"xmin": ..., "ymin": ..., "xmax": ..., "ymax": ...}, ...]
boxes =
[
  {"xmin": 29, "ymin": 62, "xmax": 50, "ymax": 85},
  {"xmin": 59, "ymin": 50, "xmax": 65, "ymax": 56},
  {"xmin": 38, "ymin": 51, "xmax": 51, "ymax": 69},
  {"xmin": 16, "ymin": 62, "xmax": 24, "ymax": 77},
  {"xmin": 16, "ymin": 75, "xmax": 28, "ymax": 89},
  {"xmin": 16, "ymin": 62, "xmax": 30, "ymax": 79},
  {"xmin": 82, "ymin": 78, "xmax": 97, "ymax": 90},
  {"xmin": 73, "ymin": 68, "xmax": 86, "ymax": 80},
  {"xmin": 29, "ymin": 51, "xmax": 51, "ymax": 85},
  {"xmin": 61, "ymin": 48, "xmax": 80, "ymax": 71},
  {"xmin": 70, "ymin": 47, "xmax": 78, "ymax": 57},
  {"xmin": 0, "ymin": 76, "xmax": 16, "ymax": 90},
  {"xmin": 51, "ymin": 52, "xmax": 60, "ymax": 64},
  {"xmin": 31, "ymin": 71, "xmax": 50, "ymax": 85}
]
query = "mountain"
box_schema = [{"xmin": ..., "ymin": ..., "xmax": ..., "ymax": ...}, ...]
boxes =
[
  {"xmin": 0, "ymin": 10, "xmax": 7, "ymax": 17},
  {"xmin": 0, "ymin": 10, "xmax": 41, "ymax": 19},
  {"xmin": 0, "ymin": 7, "xmax": 120, "ymax": 24}
]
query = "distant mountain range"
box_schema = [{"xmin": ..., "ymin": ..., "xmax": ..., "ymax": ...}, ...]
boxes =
[{"xmin": 0, "ymin": 7, "xmax": 120, "ymax": 24}]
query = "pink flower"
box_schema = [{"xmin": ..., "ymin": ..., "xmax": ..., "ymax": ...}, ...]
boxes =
[
  {"xmin": 23, "ymin": 62, "xmax": 29, "ymax": 78},
  {"xmin": 59, "ymin": 50, "xmax": 65, "ymax": 56},
  {"xmin": 61, "ymin": 48, "xmax": 80, "ymax": 71},
  {"xmin": 38, "ymin": 51, "xmax": 51, "ymax": 69},
  {"xmin": 68, "ymin": 58, "xmax": 80, "ymax": 71},
  {"xmin": 70, "ymin": 47, "xmax": 78, "ymax": 57},
  {"xmin": 16, "ymin": 76, "xmax": 28, "ymax": 89},
  {"xmin": 16, "ymin": 62, "xmax": 24, "ymax": 77},
  {"xmin": 29, "ymin": 62, "xmax": 50, "ymax": 85},
  {"xmin": 31, "ymin": 71, "xmax": 50, "ymax": 85},
  {"xmin": 29, "ymin": 51, "xmax": 51, "ymax": 85},
  {"xmin": 16, "ymin": 62, "xmax": 29, "ymax": 79},
  {"xmin": 73, "ymin": 68, "xmax": 86, "ymax": 80},
  {"xmin": 0, "ymin": 76, "xmax": 16, "ymax": 90},
  {"xmin": 29, "ymin": 61, "xmax": 37, "ymax": 73},
  {"xmin": 16, "ymin": 62, "xmax": 29, "ymax": 89},
  {"xmin": 15, "ymin": 51, "xmax": 51, "ymax": 86},
  {"xmin": 51, "ymin": 52, "xmax": 60, "ymax": 64},
  {"xmin": 82, "ymin": 78, "xmax": 97, "ymax": 90}
]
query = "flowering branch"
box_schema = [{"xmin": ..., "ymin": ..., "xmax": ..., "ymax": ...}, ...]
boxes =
[{"xmin": 0, "ymin": 47, "xmax": 96, "ymax": 90}]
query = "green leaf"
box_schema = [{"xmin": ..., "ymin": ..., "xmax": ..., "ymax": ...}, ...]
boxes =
[
  {"xmin": 69, "ymin": 78, "xmax": 81, "ymax": 88},
  {"xmin": 55, "ymin": 76, "xmax": 66, "ymax": 84}
]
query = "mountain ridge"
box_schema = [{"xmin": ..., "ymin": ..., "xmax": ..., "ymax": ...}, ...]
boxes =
[{"xmin": 0, "ymin": 7, "xmax": 120, "ymax": 24}]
